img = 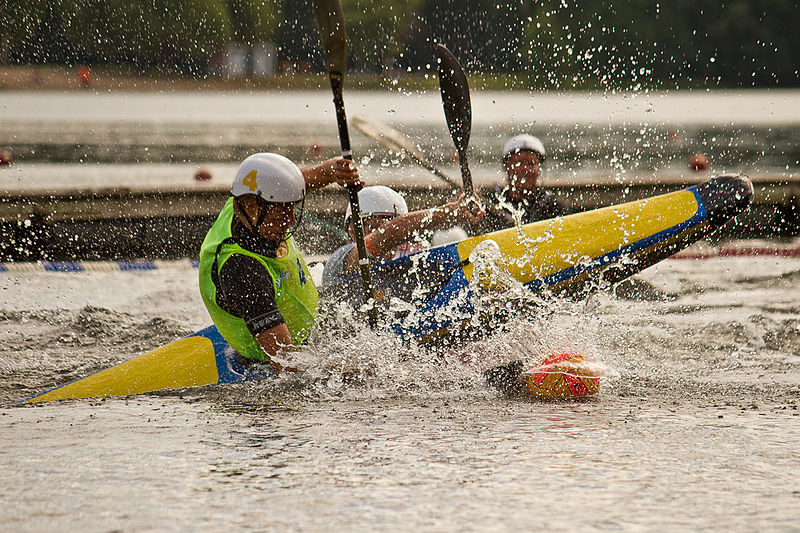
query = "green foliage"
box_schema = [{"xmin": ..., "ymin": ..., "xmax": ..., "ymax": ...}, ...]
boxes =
[
  {"xmin": 3, "ymin": 0, "xmax": 232, "ymax": 72},
  {"xmin": 226, "ymin": 0, "xmax": 280, "ymax": 44},
  {"xmin": 0, "ymin": 0, "xmax": 49, "ymax": 52},
  {"xmin": 2, "ymin": 0, "xmax": 798, "ymax": 86},
  {"xmin": 343, "ymin": 0, "xmax": 424, "ymax": 71},
  {"xmin": 153, "ymin": 0, "xmax": 233, "ymax": 71},
  {"xmin": 521, "ymin": 0, "xmax": 800, "ymax": 88}
]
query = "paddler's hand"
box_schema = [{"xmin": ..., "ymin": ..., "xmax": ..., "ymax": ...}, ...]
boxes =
[
  {"xmin": 270, "ymin": 359, "xmax": 299, "ymax": 375},
  {"xmin": 445, "ymin": 193, "xmax": 485, "ymax": 225},
  {"xmin": 301, "ymin": 156, "xmax": 363, "ymax": 191},
  {"xmin": 324, "ymin": 157, "xmax": 363, "ymax": 189}
]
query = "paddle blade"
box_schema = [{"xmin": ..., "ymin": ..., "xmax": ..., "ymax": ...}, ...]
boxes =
[
  {"xmin": 436, "ymin": 44, "xmax": 471, "ymax": 152},
  {"xmin": 352, "ymin": 114, "xmax": 422, "ymax": 158},
  {"xmin": 314, "ymin": 0, "xmax": 347, "ymax": 75}
]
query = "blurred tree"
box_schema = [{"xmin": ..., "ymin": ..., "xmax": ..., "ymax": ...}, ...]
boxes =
[
  {"xmin": 153, "ymin": 0, "xmax": 233, "ymax": 73},
  {"xmin": 343, "ymin": 0, "xmax": 424, "ymax": 73},
  {"xmin": 1, "ymin": 0, "xmax": 72, "ymax": 63},
  {"xmin": 400, "ymin": 0, "xmax": 531, "ymax": 73},
  {"xmin": 2, "ymin": 0, "xmax": 798, "ymax": 86},
  {"xmin": 0, "ymin": 0, "xmax": 49, "ymax": 61},
  {"xmin": 226, "ymin": 0, "xmax": 280, "ymax": 44},
  {"xmin": 275, "ymin": 0, "xmax": 322, "ymax": 71},
  {"xmin": 3, "ymin": 0, "xmax": 232, "ymax": 73},
  {"xmin": 520, "ymin": 0, "xmax": 800, "ymax": 89}
]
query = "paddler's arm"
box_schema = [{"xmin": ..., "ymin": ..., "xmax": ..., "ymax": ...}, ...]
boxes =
[
  {"xmin": 341, "ymin": 193, "xmax": 484, "ymax": 275},
  {"xmin": 254, "ymin": 326, "xmax": 298, "ymax": 374},
  {"xmin": 301, "ymin": 157, "xmax": 363, "ymax": 191},
  {"xmin": 217, "ymin": 254, "xmax": 297, "ymax": 375}
]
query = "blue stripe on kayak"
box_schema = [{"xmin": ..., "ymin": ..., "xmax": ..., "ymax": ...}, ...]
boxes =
[
  {"xmin": 0, "ymin": 264, "xmax": 7, "ymax": 272},
  {"xmin": 392, "ymin": 244, "xmax": 473, "ymax": 340},
  {"xmin": 43, "ymin": 261, "xmax": 84, "ymax": 272},
  {"xmin": 117, "ymin": 261, "xmax": 157, "ymax": 271},
  {"xmin": 189, "ymin": 259, "xmax": 200, "ymax": 268},
  {"xmin": 194, "ymin": 324, "xmax": 276, "ymax": 385},
  {"xmin": 393, "ymin": 269, "xmax": 473, "ymax": 340},
  {"xmin": 394, "ymin": 186, "xmax": 709, "ymax": 340}
]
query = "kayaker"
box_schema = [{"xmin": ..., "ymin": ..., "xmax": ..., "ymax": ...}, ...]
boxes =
[
  {"xmin": 477, "ymin": 134, "xmax": 567, "ymax": 232},
  {"xmin": 199, "ymin": 152, "xmax": 362, "ymax": 374},
  {"xmin": 321, "ymin": 185, "xmax": 483, "ymax": 286}
]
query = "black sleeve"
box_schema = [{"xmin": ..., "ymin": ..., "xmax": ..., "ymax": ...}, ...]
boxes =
[
  {"xmin": 481, "ymin": 206, "xmax": 516, "ymax": 233},
  {"xmin": 543, "ymin": 192, "xmax": 569, "ymax": 218},
  {"xmin": 217, "ymin": 254, "xmax": 286, "ymax": 336}
]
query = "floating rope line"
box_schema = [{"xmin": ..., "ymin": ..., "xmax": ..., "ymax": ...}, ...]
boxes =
[
  {"xmin": 0, "ymin": 259, "xmax": 198, "ymax": 273},
  {"xmin": 671, "ymin": 245, "xmax": 800, "ymax": 259},
  {"xmin": 0, "ymin": 256, "xmax": 329, "ymax": 273}
]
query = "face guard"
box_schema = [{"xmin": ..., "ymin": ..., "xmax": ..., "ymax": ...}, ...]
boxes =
[{"xmin": 235, "ymin": 195, "xmax": 305, "ymax": 244}]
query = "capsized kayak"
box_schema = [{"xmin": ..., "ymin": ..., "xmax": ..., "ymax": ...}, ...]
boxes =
[
  {"xmin": 321, "ymin": 174, "xmax": 754, "ymax": 344},
  {"xmin": 24, "ymin": 175, "xmax": 753, "ymax": 404}
]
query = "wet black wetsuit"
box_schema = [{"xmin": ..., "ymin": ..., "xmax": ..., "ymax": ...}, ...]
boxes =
[
  {"xmin": 215, "ymin": 218, "xmax": 285, "ymax": 337},
  {"xmin": 476, "ymin": 186, "xmax": 568, "ymax": 234}
]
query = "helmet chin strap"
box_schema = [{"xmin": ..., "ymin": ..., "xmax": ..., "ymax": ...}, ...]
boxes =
[
  {"xmin": 234, "ymin": 196, "xmax": 303, "ymax": 247},
  {"xmin": 234, "ymin": 196, "xmax": 261, "ymax": 235}
]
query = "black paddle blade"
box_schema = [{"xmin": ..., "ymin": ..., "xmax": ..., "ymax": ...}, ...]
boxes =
[
  {"xmin": 436, "ymin": 44, "xmax": 471, "ymax": 152},
  {"xmin": 314, "ymin": 0, "xmax": 347, "ymax": 75}
]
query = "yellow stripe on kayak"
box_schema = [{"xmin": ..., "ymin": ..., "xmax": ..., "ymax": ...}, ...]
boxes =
[
  {"xmin": 27, "ymin": 336, "xmax": 219, "ymax": 403},
  {"xmin": 458, "ymin": 189, "xmax": 699, "ymax": 283}
]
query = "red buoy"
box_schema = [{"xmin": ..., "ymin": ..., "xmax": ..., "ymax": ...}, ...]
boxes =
[
  {"xmin": 78, "ymin": 66, "xmax": 91, "ymax": 88},
  {"xmin": 194, "ymin": 168, "xmax": 213, "ymax": 181},
  {"xmin": 689, "ymin": 153, "xmax": 709, "ymax": 172}
]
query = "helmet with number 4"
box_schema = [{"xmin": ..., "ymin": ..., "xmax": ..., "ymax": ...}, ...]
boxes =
[{"xmin": 231, "ymin": 153, "xmax": 305, "ymax": 203}]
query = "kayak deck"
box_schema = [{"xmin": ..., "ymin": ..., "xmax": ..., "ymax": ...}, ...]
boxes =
[{"xmin": 25, "ymin": 326, "xmax": 272, "ymax": 403}]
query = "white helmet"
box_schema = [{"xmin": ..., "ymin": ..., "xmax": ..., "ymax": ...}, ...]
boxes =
[
  {"xmin": 503, "ymin": 134, "xmax": 546, "ymax": 162},
  {"xmin": 344, "ymin": 185, "xmax": 408, "ymax": 226},
  {"xmin": 231, "ymin": 153, "xmax": 305, "ymax": 203}
]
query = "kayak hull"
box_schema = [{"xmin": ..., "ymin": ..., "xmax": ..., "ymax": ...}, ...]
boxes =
[
  {"xmin": 26, "ymin": 326, "xmax": 272, "ymax": 403},
  {"xmin": 325, "ymin": 175, "xmax": 753, "ymax": 343}
]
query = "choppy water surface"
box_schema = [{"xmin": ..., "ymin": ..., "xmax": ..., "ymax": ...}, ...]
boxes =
[
  {"xmin": 1, "ymin": 251, "xmax": 799, "ymax": 531},
  {"xmin": 2, "ymin": 88, "xmax": 799, "ymax": 530}
]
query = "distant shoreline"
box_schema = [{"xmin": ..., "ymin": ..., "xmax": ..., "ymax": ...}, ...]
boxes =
[
  {"xmin": 1, "ymin": 64, "xmax": 478, "ymax": 92},
  {"xmin": 0, "ymin": 65, "xmax": 336, "ymax": 92},
  {"xmin": 3, "ymin": 64, "xmax": 755, "ymax": 93}
]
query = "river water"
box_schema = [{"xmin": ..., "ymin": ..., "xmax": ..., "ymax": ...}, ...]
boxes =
[
  {"xmin": 1, "ymin": 89, "xmax": 800, "ymax": 531},
  {"xmin": 1, "ymin": 251, "xmax": 799, "ymax": 531}
]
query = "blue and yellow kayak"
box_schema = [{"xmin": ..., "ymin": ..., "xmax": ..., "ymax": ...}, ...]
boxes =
[{"xmin": 24, "ymin": 175, "xmax": 753, "ymax": 403}]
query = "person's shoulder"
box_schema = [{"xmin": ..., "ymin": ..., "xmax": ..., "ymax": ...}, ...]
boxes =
[
  {"xmin": 321, "ymin": 242, "xmax": 355, "ymax": 286},
  {"xmin": 537, "ymin": 188, "xmax": 568, "ymax": 213},
  {"xmin": 219, "ymin": 253, "xmax": 268, "ymax": 283}
]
